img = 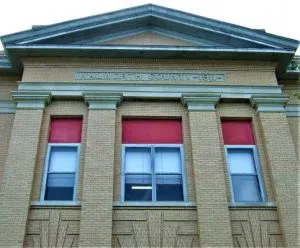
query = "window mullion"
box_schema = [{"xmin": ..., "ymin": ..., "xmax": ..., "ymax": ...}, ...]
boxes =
[{"xmin": 151, "ymin": 146, "xmax": 156, "ymax": 201}]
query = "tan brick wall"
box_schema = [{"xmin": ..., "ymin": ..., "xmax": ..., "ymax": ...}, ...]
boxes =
[
  {"xmin": 287, "ymin": 117, "xmax": 299, "ymax": 158},
  {"xmin": 79, "ymin": 109, "xmax": 117, "ymax": 246},
  {"xmin": 0, "ymin": 114, "xmax": 14, "ymax": 187},
  {"xmin": 112, "ymin": 207, "xmax": 199, "ymax": 247},
  {"xmin": 0, "ymin": 109, "xmax": 44, "ymax": 246},
  {"xmin": 258, "ymin": 112, "xmax": 298, "ymax": 247},
  {"xmin": 188, "ymin": 109, "xmax": 233, "ymax": 246},
  {"xmin": 21, "ymin": 58, "xmax": 278, "ymax": 86},
  {"xmin": 24, "ymin": 206, "xmax": 81, "ymax": 247},
  {"xmin": 114, "ymin": 101, "xmax": 196, "ymax": 202},
  {"xmin": 217, "ymin": 103, "xmax": 275, "ymax": 202},
  {"xmin": 31, "ymin": 101, "xmax": 88, "ymax": 201},
  {"xmin": 102, "ymin": 32, "xmax": 195, "ymax": 46},
  {"xmin": 281, "ymin": 82, "xmax": 300, "ymax": 104},
  {"xmin": 230, "ymin": 208, "xmax": 283, "ymax": 247},
  {"xmin": 0, "ymin": 76, "xmax": 18, "ymax": 100}
]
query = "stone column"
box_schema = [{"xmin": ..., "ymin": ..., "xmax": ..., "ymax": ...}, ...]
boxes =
[
  {"xmin": 252, "ymin": 95, "xmax": 298, "ymax": 247},
  {"xmin": 79, "ymin": 92, "xmax": 122, "ymax": 247},
  {"xmin": 0, "ymin": 91, "xmax": 51, "ymax": 246},
  {"xmin": 181, "ymin": 93, "xmax": 233, "ymax": 247}
]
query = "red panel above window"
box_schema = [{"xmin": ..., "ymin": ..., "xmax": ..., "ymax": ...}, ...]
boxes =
[
  {"xmin": 122, "ymin": 119, "xmax": 183, "ymax": 144},
  {"xmin": 49, "ymin": 118, "xmax": 82, "ymax": 143},
  {"xmin": 221, "ymin": 120, "xmax": 255, "ymax": 145}
]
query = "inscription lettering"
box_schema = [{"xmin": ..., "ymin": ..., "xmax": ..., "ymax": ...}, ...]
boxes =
[{"xmin": 75, "ymin": 72, "xmax": 225, "ymax": 82}]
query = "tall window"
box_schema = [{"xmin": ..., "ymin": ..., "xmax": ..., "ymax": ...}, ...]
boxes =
[
  {"xmin": 221, "ymin": 120, "xmax": 265, "ymax": 202},
  {"xmin": 121, "ymin": 119, "xmax": 187, "ymax": 202},
  {"xmin": 41, "ymin": 118, "xmax": 82, "ymax": 201}
]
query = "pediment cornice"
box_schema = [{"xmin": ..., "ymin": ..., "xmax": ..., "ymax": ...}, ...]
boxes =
[{"xmin": 0, "ymin": 4, "xmax": 298, "ymax": 77}]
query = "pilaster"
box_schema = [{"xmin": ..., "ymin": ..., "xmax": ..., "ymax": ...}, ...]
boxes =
[
  {"xmin": 251, "ymin": 95, "xmax": 298, "ymax": 247},
  {"xmin": 0, "ymin": 91, "xmax": 51, "ymax": 246},
  {"xmin": 79, "ymin": 92, "xmax": 122, "ymax": 247},
  {"xmin": 181, "ymin": 93, "xmax": 234, "ymax": 247}
]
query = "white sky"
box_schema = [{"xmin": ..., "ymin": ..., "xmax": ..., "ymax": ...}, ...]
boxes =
[{"xmin": 0, "ymin": 0, "xmax": 299, "ymax": 54}]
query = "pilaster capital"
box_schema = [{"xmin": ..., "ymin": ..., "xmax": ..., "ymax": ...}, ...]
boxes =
[
  {"xmin": 251, "ymin": 95, "xmax": 288, "ymax": 113},
  {"xmin": 181, "ymin": 93, "xmax": 220, "ymax": 111},
  {"xmin": 12, "ymin": 91, "xmax": 52, "ymax": 109},
  {"xmin": 83, "ymin": 92, "xmax": 123, "ymax": 110}
]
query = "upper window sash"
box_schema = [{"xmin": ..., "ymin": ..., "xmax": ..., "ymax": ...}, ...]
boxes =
[
  {"xmin": 122, "ymin": 144, "xmax": 183, "ymax": 148},
  {"xmin": 224, "ymin": 145, "xmax": 266, "ymax": 202},
  {"xmin": 121, "ymin": 144, "xmax": 187, "ymax": 202},
  {"xmin": 40, "ymin": 143, "xmax": 81, "ymax": 202}
]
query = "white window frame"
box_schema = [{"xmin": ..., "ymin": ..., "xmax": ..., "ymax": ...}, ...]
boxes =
[
  {"xmin": 121, "ymin": 144, "xmax": 188, "ymax": 202},
  {"xmin": 40, "ymin": 143, "xmax": 81, "ymax": 202},
  {"xmin": 224, "ymin": 145, "xmax": 266, "ymax": 203}
]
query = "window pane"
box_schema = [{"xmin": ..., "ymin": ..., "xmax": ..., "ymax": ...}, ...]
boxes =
[
  {"xmin": 49, "ymin": 147, "xmax": 77, "ymax": 173},
  {"xmin": 125, "ymin": 175, "xmax": 152, "ymax": 201},
  {"xmin": 156, "ymin": 175, "xmax": 183, "ymax": 201},
  {"xmin": 45, "ymin": 173, "xmax": 75, "ymax": 200},
  {"xmin": 232, "ymin": 175, "xmax": 262, "ymax": 202},
  {"xmin": 227, "ymin": 149, "xmax": 256, "ymax": 174},
  {"xmin": 155, "ymin": 147, "xmax": 181, "ymax": 173},
  {"xmin": 125, "ymin": 147, "xmax": 151, "ymax": 173}
]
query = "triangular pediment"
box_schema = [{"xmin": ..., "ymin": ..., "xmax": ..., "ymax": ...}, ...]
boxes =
[
  {"xmin": 93, "ymin": 32, "xmax": 197, "ymax": 46},
  {"xmin": 1, "ymin": 4, "xmax": 298, "ymax": 76},
  {"xmin": 2, "ymin": 4, "xmax": 298, "ymax": 50},
  {"xmin": 84, "ymin": 30, "xmax": 223, "ymax": 47}
]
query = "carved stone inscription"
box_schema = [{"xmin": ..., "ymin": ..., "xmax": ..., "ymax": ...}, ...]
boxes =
[{"xmin": 75, "ymin": 71, "xmax": 225, "ymax": 82}]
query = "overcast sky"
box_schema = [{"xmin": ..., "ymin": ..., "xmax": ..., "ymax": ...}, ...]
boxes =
[{"xmin": 1, "ymin": 0, "xmax": 299, "ymax": 54}]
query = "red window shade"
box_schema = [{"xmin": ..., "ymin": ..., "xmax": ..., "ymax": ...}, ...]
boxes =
[
  {"xmin": 122, "ymin": 119, "xmax": 182, "ymax": 144},
  {"xmin": 221, "ymin": 120, "xmax": 255, "ymax": 145},
  {"xmin": 49, "ymin": 118, "xmax": 83, "ymax": 143}
]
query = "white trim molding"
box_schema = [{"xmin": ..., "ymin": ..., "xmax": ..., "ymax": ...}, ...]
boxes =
[
  {"xmin": 83, "ymin": 92, "xmax": 123, "ymax": 110},
  {"xmin": 285, "ymin": 104, "xmax": 300, "ymax": 117},
  {"xmin": 11, "ymin": 91, "xmax": 51, "ymax": 109},
  {"xmin": 251, "ymin": 95, "xmax": 288, "ymax": 113},
  {"xmin": 181, "ymin": 93, "xmax": 220, "ymax": 111}
]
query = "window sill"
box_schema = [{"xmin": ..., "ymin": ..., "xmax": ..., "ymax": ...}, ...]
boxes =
[
  {"xmin": 229, "ymin": 201, "xmax": 276, "ymax": 209},
  {"xmin": 113, "ymin": 201, "xmax": 196, "ymax": 208},
  {"xmin": 31, "ymin": 201, "xmax": 81, "ymax": 207}
]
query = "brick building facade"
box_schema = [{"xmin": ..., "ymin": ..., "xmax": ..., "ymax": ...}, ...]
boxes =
[{"xmin": 0, "ymin": 4, "xmax": 299, "ymax": 247}]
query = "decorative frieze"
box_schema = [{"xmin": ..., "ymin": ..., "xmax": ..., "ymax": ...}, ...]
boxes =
[
  {"xmin": 230, "ymin": 208, "xmax": 283, "ymax": 247},
  {"xmin": 112, "ymin": 208, "xmax": 199, "ymax": 248},
  {"xmin": 75, "ymin": 71, "xmax": 225, "ymax": 82}
]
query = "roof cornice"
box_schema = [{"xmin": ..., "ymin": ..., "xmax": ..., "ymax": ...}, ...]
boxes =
[{"xmin": 2, "ymin": 44, "xmax": 293, "ymax": 74}]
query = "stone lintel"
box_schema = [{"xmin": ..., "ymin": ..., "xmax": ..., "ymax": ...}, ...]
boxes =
[
  {"xmin": 83, "ymin": 92, "xmax": 123, "ymax": 110},
  {"xmin": 251, "ymin": 95, "xmax": 288, "ymax": 113},
  {"xmin": 181, "ymin": 93, "xmax": 220, "ymax": 111},
  {"xmin": 11, "ymin": 91, "xmax": 52, "ymax": 109}
]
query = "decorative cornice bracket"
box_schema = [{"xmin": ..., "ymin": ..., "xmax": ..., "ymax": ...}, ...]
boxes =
[
  {"xmin": 251, "ymin": 95, "xmax": 288, "ymax": 113},
  {"xmin": 83, "ymin": 92, "xmax": 123, "ymax": 110},
  {"xmin": 12, "ymin": 91, "xmax": 52, "ymax": 109},
  {"xmin": 181, "ymin": 93, "xmax": 221, "ymax": 111}
]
